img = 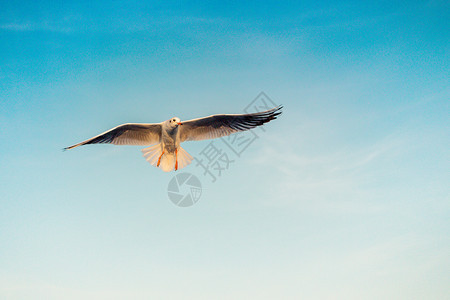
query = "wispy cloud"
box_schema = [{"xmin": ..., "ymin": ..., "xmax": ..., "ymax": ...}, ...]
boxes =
[
  {"xmin": 0, "ymin": 14, "xmax": 225, "ymax": 34},
  {"xmin": 249, "ymin": 128, "xmax": 407, "ymax": 213},
  {"xmin": 0, "ymin": 23, "xmax": 33, "ymax": 31},
  {"xmin": 0, "ymin": 21, "xmax": 75, "ymax": 33}
]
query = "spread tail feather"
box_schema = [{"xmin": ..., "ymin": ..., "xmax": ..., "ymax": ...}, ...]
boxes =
[
  {"xmin": 141, "ymin": 144, "xmax": 193, "ymax": 172},
  {"xmin": 176, "ymin": 146, "xmax": 193, "ymax": 170}
]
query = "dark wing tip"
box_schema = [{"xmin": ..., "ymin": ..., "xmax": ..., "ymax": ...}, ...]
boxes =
[
  {"xmin": 227, "ymin": 105, "xmax": 283, "ymax": 131},
  {"xmin": 62, "ymin": 144, "xmax": 79, "ymax": 151},
  {"xmin": 271, "ymin": 105, "xmax": 283, "ymax": 116},
  {"xmin": 263, "ymin": 105, "xmax": 283, "ymax": 120},
  {"xmin": 259, "ymin": 105, "xmax": 283, "ymax": 118},
  {"xmin": 272, "ymin": 104, "xmax": 283, "ymax": 114}
]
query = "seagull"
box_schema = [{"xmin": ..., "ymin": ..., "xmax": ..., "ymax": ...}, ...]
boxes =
[{"xmin": 64, "ymin": 106, "xmax": 282, "ymax": 172}]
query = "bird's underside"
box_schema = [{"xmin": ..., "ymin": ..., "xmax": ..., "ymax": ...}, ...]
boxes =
[{"xmin": 64, "ymin": 106, "xmax": 282, "ymax": 172}]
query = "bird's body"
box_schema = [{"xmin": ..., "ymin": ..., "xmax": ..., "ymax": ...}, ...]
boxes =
[
  {"xmin": 64, "ymin": 106, "xmax": 282, "ymax": 172},
  {"xmin": 143, "ymin": 118, "xmax": 191, "ymax": 172},
  {"xmin": 161, "ymin": 119, "xmax": 180, "ymax": 153}
]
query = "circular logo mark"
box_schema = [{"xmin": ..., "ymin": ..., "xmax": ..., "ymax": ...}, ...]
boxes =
[{"xmin": 167, "ymin": 173, "xmax": 202, "ymax": 207}]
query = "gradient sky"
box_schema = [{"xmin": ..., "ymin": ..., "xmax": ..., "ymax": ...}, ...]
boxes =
[{"xmin": 0, "ymin": 1, "xmax": 449, "ymax": 299}]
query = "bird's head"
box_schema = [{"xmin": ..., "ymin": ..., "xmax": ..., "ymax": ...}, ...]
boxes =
[{"xmin": 168, "ymin": 117, "xmax": 182, "ymax": 128}]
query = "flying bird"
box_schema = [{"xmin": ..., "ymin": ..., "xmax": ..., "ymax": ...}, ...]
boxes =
[{"xmin": 64, "ymin": 106, "xmax": 282, "ymax": 172}]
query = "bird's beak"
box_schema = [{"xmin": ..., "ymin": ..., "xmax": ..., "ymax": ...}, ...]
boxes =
[{"xmin": 177, "ymin": 122, "xmax": 183, "ymax": 125}]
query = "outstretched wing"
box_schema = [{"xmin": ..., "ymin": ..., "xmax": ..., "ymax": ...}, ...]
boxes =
[
  {"xmin": 179, "ymin": 106, "xmax": 282, "ymax": 142},
  {"xmin": 64, "ymin": 123, "xmax": 162, "ymax": 150}
]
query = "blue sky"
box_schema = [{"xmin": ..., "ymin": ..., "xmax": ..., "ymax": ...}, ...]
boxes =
[{"xmin": 0, "ymin": 0, "xmax": 449, "ymax": 299}]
